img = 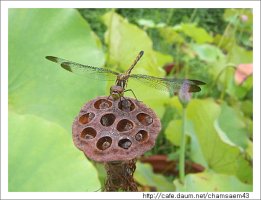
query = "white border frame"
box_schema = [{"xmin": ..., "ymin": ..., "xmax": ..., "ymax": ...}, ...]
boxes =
[{"xmin": 1, "ymin": 1, "xmax": 260, "ymax": 199}]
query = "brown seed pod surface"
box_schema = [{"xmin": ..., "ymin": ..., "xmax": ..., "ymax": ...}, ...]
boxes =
[{"xmin": 72, "ymin": 96, "xmax": 161, "ymax": 162}]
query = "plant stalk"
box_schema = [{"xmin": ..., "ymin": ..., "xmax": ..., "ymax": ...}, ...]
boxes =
[
  {"xmin": 104, "ymin": 159, "xmax": 138, "ymax": 191},
  {"xmin": 179, "ymin": 105, "xmax": 186, "ymax": 183}
]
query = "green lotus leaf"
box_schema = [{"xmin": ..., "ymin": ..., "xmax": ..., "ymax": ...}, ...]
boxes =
[
  {"xmin": 9, "ymin": 8, "xmax": 106, "ymax": 131},
  {"xmin": 186, "ymin": 99, "xmax": 252, "ymax": 183},
  {"xmin": 174, "ymin": 23, "xmax": 213, "ymax": 44},
  {"xmin": 9, "ymin": 112, "xmax": 101, "ymax": 191},
  {"xmin": 8, "ymin": 8, "xmax": 104, "ymax": 192},
  {"xmin": 134, "ymin": 162, "xmax": 175, "ymax": 192},
  {"xmin": 174, "ymin": 171, "xmax": 252, "ymax": 192}
]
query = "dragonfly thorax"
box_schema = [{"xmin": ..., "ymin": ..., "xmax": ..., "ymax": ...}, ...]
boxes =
[{"xmin": 116, "ymin": 74, "xmax": 129, "ymax": 89}]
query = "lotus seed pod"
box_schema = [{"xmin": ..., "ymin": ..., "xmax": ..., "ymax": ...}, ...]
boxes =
[{"xmin": 72, "ymin": 96, "xmax": 161, "ymax": 162}]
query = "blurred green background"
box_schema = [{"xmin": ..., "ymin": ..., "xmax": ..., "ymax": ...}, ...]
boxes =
[{"xmin": 8, "ymin": 8, "xmax": 253, "ymax": 192}]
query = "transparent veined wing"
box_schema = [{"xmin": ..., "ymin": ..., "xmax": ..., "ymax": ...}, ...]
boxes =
[
  {"xmin": 45, "ymin": 56, "xmax": 119, "ymax": 81},
  {"xmin": 129, "ymin": 73, "xmax": 206, "ymax": 94}
]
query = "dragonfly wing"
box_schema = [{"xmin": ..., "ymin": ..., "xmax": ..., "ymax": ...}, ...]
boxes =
[
  {"xmin": 129, "ymin": 74, "xmax": 205, "ymax": 93},
  {"xmin": 45, "ymin": 56, "xmax": 118, "ymax": 81}
]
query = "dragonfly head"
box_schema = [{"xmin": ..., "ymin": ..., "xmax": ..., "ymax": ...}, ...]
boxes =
[{"xmin": 110, "ymin": 85, "xmax": 124, "ymax": 100}]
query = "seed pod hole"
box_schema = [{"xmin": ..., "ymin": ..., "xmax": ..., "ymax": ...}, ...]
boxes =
[
  {"xmin": 118, "ymin": 138, "xmax": 132, "ymax": 149},
  {"xmin": 96, "ymin": 136, "xmax": 112, "ymax": 150},
  {"xmin": 118, "ymin": 99, "xmax": 135, "ymax": 112},
  {"xmin": 135, "ymin": 130, "xmax": 148, "ymax": 142},
  {"xmin": 94, "ymin": 99, "xmax": 112, "ymax": 109},
  {"xmin": 79, "ymin": 112, "xmax": 95, "ymax": 124},
  {"xmin": 117, "ymin": 119, "xmax": 134, "ymax": 132},
  {"xmin": 80, "ymin": 127, "xmax": 97, "ymax": 140},
  {"xmin": 136, "ymin": 113, "xmax": 153, "ymax": 126},
  {"xmin": 100, "ymin": 113, "xmax": 116, "ymax": 126}
]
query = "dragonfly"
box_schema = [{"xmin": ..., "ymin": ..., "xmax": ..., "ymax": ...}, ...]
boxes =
[{"xmin": 45, "ymin": 51, "xmax": 205, "ymax": 100}]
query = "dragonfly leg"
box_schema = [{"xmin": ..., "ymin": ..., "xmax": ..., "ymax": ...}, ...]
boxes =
[
  {"xmin": 118, "ymin": 96, "xmax": 124, "ymax": 106},
  {"xmin": 121, "ymin": 95, "xmax": 130, "ymax": 103},
  {"xmin": 124, "ymin": 89, "xmax": 142, "ymax": 102}
]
